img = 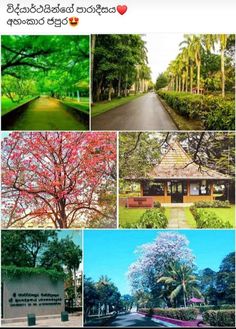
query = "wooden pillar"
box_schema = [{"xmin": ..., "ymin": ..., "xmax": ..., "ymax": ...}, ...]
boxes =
[
  {"xmin": 210, "ymin": 181, "xmax": 214, "ymax": 200},
  {"xmin": 164, "ymin": 182, "xmax": 167, "ymax": 196},
  {"xmin": 164, "ymin": 181, "xmax": 167, "ymax": 202},
  {"xmin": 187, "ymin": 180, "xmax": 190, "ymax": 196},
  {"xmin": 140, "ymin": 182, "xmax": 144, "ymax": 196}
]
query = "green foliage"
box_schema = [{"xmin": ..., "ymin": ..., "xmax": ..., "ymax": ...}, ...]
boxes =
[
  {"xmin": 119, "ymin": 132, "xmax": 165, "ymax": 178},
  {"xmin": 197, "ymin": 304, "xmax": 235, "ymax": 312},
  {"xmin": 2, "ymin": 265, "xmax": 65, "ymax": 281},
  {"xmin": 136, "ymin": 209, "xmax": 168, "ymax": 228},
  {"xmin": 190, "ymin": 207, "xmax": 233, "ymax": 228},
  {"xmin": 84, "ymin": 276, "xmax": 122, "ymax": 319},
  {"xmin": 155, "ymin": 73, "xmax": 168, "ymax": 90},
  {"xmin": 194, "ymin": 200, "xmax": 231, "ymax": 208},
  {"xmin": 93, "ymin": 34, "xmax": 151, "ymax": 103},
  {"xmin": 1, "ymin": 230, "xmax": 57, "ymax": 268},
  {"xmin": 2, "ymin": 35, "xmax": 89, "ymax": 104},
  {"xmin": 153, "ymin": 201, "xmax": 161, "ymax": 208},
  {"xmin": 139, "ymin": 307, "xmax": 199, "ymax": 321},
  {"xmin": 202, "ymin": 309, "xmax": 235, "ymax": 327},
  {"xmin": 157, "ymin": 90, "xmax": 235, "ymax": 130}
]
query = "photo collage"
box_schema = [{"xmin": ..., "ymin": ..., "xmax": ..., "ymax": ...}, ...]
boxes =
[{"xmin": 1, "ymin": 33, "xmax": 235, "ymax": 328}]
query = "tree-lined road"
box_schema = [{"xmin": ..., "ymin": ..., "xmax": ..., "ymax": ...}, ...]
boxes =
[
  {"xmin": 109, "ymin": 313, "xmax": 165, "ymax": 327},
  {"xmin": 92, "ymin": 93, "xmax": 177, "ymax": 131},
  {"xmin": 4, "ymin": 96, "xmax": 87, "ymax": 130}
]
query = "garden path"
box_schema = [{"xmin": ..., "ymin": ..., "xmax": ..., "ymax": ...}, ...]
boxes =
[
  {"xmin": 92, "ymin": 92, "xmax": 177, "ymax": 130},
  {"xmin": 5, "ymin": 96, "xmax": 86, "ymax": 130},
  {"xmin": 168, "ymin": 208, "xmax": 190, "ymax": 228}
]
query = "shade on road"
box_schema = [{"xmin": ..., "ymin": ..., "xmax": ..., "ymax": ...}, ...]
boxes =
[
  {"xmin": 92, "ymin": 92, "xmax": 177, "ymax": 131},
  {"xmin": 108, "ymin": 313, "xmax": 166, "ymax": 327}
]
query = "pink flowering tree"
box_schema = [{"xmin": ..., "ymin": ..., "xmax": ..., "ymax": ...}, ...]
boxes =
[
  {"xmin": 128, "ymin": 232, "xmax": 195, "ymax": 304},
  {"xmin": 2, "ymin": 132, "xmax": 117, "ymax": 228}
]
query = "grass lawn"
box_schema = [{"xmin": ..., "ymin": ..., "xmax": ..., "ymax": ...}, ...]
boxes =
[
  {"xmin": 1, "ymin": 96, "xmax": 37, "ymax": 115},
  {"xmin": 165, "ymin": 208, "xmax": 171, "ymax": 221},
  {"xmin": 60, "ymin": 97, "xmax": 89, "ymax": 113},
  {"xmin": 184, "ymin": 208, "xmax": 197, "ymax": 228},
  {"xmin": 199, "ymin": 206, "xmax": 235, "ymax": 227},
  {"xmin": 92, "ymin": 94, "xmax": 144, "ymax": 117},
  {"xmin": 119, "ymin": 206, "xmax": 147, "ymax": 227},
  {"xmin": 119, "ymin": 206, "xmax": 170, "ymax": 227}
]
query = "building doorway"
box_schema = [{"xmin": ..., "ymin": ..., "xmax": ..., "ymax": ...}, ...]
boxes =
[{"xmin": 171, "ymin": 181, "xmax": 183, "ymax": 203}]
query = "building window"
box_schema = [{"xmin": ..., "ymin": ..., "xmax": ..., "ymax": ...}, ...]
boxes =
[
  {"xmin": 190, "ymin": 180, "xmax": 211, "ymax": 196},
  {"xmin": 143, "ymin": 181, "xmax": 164, "ymax": 196},
  {"xmin": 190, "ymin": 182, "xmax": 200, "ymax": 195}
]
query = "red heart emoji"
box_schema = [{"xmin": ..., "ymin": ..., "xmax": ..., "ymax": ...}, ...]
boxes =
[{"xmin": 117, "ymin": 5, "xmax": 127, "ymax": 15}]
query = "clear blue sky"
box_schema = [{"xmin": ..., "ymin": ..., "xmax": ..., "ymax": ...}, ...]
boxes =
[
  {"xmin": 58, "ymin": 230, "xmax": 82, "ymax": 248},
  {"xmin": 84, "ymin": 229, "xmax": 235, "ymax": 295}
]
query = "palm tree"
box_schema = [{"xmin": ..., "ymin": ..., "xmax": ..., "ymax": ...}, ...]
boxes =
[
  {"xmin": 64, "ymin": 241, "xmax": 82, "ymax": 308},
  {"xmin": 217, "ymin": 34, "xmax": 229, "ymax": 97},
  {"xmin": 157, "ymin": 262, "xmax": 202, "ymax": 307}
]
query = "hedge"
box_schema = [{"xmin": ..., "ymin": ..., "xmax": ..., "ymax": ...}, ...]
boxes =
[
  {"xmin": 157, "ymin": 91, "xmax": 235, "ymax": 130},
  {"xmin": 139, "ymin": 307, "xmax": 198, "ymax": 320},
  {"xmin": 2, "ymin": 265, "xmax": 65, "ymax": 281},
  {"xmin": 135, "ymin": 209, "xmax": 168, "ymax": 228},
  {"xmin": 190, "ymin": 206, "xmax": 233, "ymax": 228},
  {"xmin": 197, "ymin": 304, "xmax": 235, "ymax": 313},
  {"xmin": 193, "ymin": 200, "xmax": 231, "ymax": 208},
  {"xmin": 202, "ymin": 309, "xmax": 235, "ymax": 327}
]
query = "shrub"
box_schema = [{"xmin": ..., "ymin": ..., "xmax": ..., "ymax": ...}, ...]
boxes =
[
  {"xmin": 157, "ymin": 91, "xmax": 235, "ymax": 130},
  {"xmin": 138, "ymin": 307, "xmax": 198, "ymax": 321},
  {"xmin": 198, "ymin": 304, "xmax": 235, "ymax": 313},
  {"xmin": 202, "ymin": 310, "xmax": 235, "ymax": 327},
  {"xmin": 136, "ymin": 209, "xmax": 168, "ymax": 228},
  {"xmin": 190, "ymin": 207, "xmax": 233, "ymax": 228},
  {"xmin": 154, "ymin": 201, "xmax": 161, "ymax": 208},
  {"xmin": 194, "ymin": 200, "xmax": 231, "ymax": 208}
]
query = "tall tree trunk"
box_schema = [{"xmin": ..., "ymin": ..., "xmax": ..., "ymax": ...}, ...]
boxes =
[
  {"xmin": 197, "ymin": 61, "xmax": 201, "ymax": 94},
  {"xmin": 182, "ymin": 76, "xmax": 185, "ymax": 92},
  {"xmin": 96, "ymin": 80, "xmax": 102, "ymax": 102},
  {"xmin": 117, "ymin": 75, "xmax": 121, "ymax": 97},
  {"xmin": 74, "ymin": 268, "xmax": 77, "ymax": 308},
  {"xmin": 185, "ymin": 66, "xmax": 189, "ymax": 92},
  {"xmin": 221, "ymin": 48, "xmax": 225, "ymax": 97},
  {"xmin": 108, "ymin": 82, "xmax": 113, "ymax": 101},
  {"xmin": 178, "ymin": 76, "xmax": 181, "ymax": 92},
  {"xmin": 91, "ymin": 35, "xmax": 96, "ymax": 104},
  {"xmin": 190, "ymin": 65, "xmax": 193, "ymax": 93},
  {"xmin": 183, "ymin": 290, "xmax": 186, "ymax": 308},
  {"xmin": 175, "ymin": 76, "xmax": 178, "ymax": 92},
  {"xmin": 124, "ymin": 73, "xmax": 128, "ymax": 97}
]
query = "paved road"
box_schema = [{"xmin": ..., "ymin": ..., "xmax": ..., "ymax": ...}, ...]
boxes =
[
  {"xmin": 6, "ymin": 96, "xmax": 87, "ymax": 130},
  {"xmin": 92, "ymin": 93, "xmax": 177, "ymax": 130},
  {"xmin": 108, "ymin": 313, "xmax": 165, "ymax": 327}
]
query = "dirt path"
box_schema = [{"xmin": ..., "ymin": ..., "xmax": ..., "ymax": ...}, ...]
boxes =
[{"xmin": 6, "ymin": 96, "xmax": 87, "ymax": 130}]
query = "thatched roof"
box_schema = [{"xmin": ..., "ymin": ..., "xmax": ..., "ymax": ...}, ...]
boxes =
[{"xmin": 147, "ymin": 141, "xmax": 231, "ymax": 180}]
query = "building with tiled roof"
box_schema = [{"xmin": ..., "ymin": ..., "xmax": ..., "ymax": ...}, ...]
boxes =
[{"xmin": 125, "ymin": 141, "xmax": 231, "ymax": 205}]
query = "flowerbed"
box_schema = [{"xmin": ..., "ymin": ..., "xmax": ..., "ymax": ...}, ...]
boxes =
[
  {"xmin": 157, "ymin": 91, "xmax": 235, "ymax": 130},
  {"xmin": 138, "ymin": 307, "xmax": 198, "ymax": 321}
]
